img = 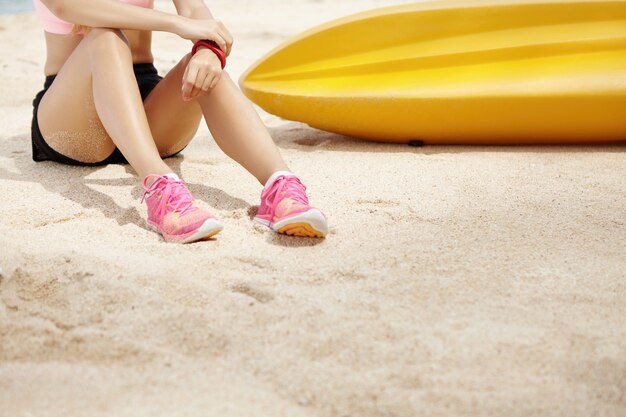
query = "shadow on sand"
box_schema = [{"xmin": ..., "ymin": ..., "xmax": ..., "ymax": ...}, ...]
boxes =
[
  {"xmin": 0, "ymin": 133, "xmax": 329, "ymax": 247},
  {"xmin": 268, "ymin": 121, "xmax": 626, "ymax": 155},
  {"xmin": 0, "ymin": 134, "xmax": 249, "ymax": 232}
]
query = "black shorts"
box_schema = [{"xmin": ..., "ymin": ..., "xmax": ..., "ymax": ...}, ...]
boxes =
[{"xmin": 31, "ymin": 63, "xmax": 184, "ymax": 166}]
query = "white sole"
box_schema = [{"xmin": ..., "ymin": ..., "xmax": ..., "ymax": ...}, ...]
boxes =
[
  {"xmin": 149, "ymin": 218, "xmax": 224, "ymax": 244},
  {"xmin": 180, "ymin": 218, "xmax": 224, "ymax": 243},
  {"xmin": 254, "ymin": 209, "xmax": 328, "ymax": 238}
]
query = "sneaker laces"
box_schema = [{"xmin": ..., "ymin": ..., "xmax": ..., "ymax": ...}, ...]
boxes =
[
  {"xmin": 265, "ymin": 175, "xmax": 310, "ymax": 207},
  {"xmin": 141, "ymin": 174, "xmax": 197, "ymax": 217}
]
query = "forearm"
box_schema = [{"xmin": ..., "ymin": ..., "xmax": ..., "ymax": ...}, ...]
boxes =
[
  {"xmin": 173, "ymin": 0, "xmax": 215, "ymax": 44},
  {"xmin": 43, "ymin": 0, "xmax": 180, "ymax": 33},
  {"xmin": 177, "ymin": 4, "xmax": 214, "ymax": 20}
]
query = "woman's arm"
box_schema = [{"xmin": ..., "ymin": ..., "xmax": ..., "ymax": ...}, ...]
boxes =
[
  {"xmin": 172, "ymin": 0, "xmax": 234, "ymax": 100},
  {"xmin": 173, "ymin": 0, "xmax": 214, "ymax": 20},
  {"xmin": 172, "ymin": 0, "xmax": 232, "ymax": 56},
  {"xmin": 41, "ymin": 0, "xmax": 228, "ymax": 48},
  {"xmin": 43, "ymin": 0, "xmax": 178, "ymax": 32}
]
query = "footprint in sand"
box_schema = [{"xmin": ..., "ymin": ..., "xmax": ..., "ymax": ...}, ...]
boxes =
[{"xmin": 231, "ymin": 282, "xmax": 275, "ymax": 304}]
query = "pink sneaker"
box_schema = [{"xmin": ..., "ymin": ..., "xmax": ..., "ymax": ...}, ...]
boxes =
[
  {"xmin": 141, "ymin": 174, "xmax": 224, "ymax": 243},
  {"xmin": 254, "ymin": 172, "xmax": 328, "ymax": 237}
]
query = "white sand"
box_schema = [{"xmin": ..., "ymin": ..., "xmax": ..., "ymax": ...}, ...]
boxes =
[{"xmin": 0, "ymin": 1, "xmax": 625, "ymax": 416}]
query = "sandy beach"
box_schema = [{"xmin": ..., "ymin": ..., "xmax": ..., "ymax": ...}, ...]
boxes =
[{"xmin": 1, "ymin": 1, "xmax": 625, "ymax": 416}]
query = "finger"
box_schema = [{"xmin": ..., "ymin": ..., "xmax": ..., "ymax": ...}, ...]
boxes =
[
  {"xmin": 190, "ymin": 84, "xmax": 204, "ymax": 100},
  {"xmin": 201, "ymin": 72, "xmax": 214, "ymax": 92},
  {"xmin": 182, "ymin": 64, "xmax": 199, "ymax": 101},
  {"xmin": 217, "ymin": 36, "xmax": 228, "ymax": 55},
  {"xmin": 217, "ymin": 28, "xmax": 233, "ymax": 57},
  {"xmin": 223, "ymin": 29, "xmax": 234, "ymax": 57},
  {"xmin": 209, "ymin": 71, "xmax": 222, "ymax": 90},
  {"xmin": 217, "ymin": 20, "xmax": 233, "ymax": 55},
  {"xmin": 209, "ymin": 32, "xmax": 227, "ymax": 55},
  {"xmin": 191, "ymin": 71, "xmax": 209, "ymax": 98},
  {"xmin": 214, "ymin": 21, "xmax": 231, "ymax": 56},
  {"xmin": 189, "ymin": 85, "xmax": 201, "ymax": 99}
]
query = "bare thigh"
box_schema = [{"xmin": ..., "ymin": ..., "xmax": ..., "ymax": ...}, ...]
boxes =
[
  {"xmin": 143, "ymin": 53, "xmax": 203, "ymax": 157},
  {"xmin": 37, "ymin": 31, "xmax": 124, "ymax": 163},
  {"xmin": 40, "ymin": 31, "xmax": 203, "ymax": 163}
]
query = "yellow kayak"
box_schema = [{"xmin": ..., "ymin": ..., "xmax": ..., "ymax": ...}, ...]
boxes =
[{"xmin": 239, "ymin": 0, "xmax": 626, "ymax": 144}]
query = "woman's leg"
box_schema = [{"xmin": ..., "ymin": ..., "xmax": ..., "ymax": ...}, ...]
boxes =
[
  {"xmin": 143, "ymin": 63, "xmax": 327, "ymax": 237},
  {"xmin": 196, "ymin": 72, "xmax": 290, "ymax": 185},
  {"xmin": 142, "ymin": 54, "xmax": 204, "ymax": 157},
  {"xmin": 142, "ymin": 61, "xmax": 289, "ymax": 186},
  {"xmin": 37, "ymin": 28, "xmax": 172, "ymax": 179},
  {"xmin": 37, "ymin": 30, "xmax": 224, "ymax": 242}
]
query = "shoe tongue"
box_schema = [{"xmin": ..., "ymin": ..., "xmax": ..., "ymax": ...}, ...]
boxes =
[
  {"xmin": 164, "ymin": 173, "xmax": 181, "ymax": 181},
  {"xmin": 264, "ymin": 170, "xmax": 295, "ymax": 189}
]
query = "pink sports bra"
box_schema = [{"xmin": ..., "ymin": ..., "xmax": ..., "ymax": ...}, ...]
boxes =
[{"xmin": 33, "ymin": 0, "xmax": 154, "ymax": 35}]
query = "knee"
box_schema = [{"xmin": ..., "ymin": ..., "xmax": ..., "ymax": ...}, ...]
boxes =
[{"xmin": 85, "ymin": 28, "xmax": 130, "ymax": 54}]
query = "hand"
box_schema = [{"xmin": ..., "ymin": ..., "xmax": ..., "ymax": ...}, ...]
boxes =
[
  {"xmin": 181, "ymin": 48, "xmax": 223, "ymax": 101},
  {"xmin": 175, "ymin": 17, "xmax": 233, "ymax": 57}
]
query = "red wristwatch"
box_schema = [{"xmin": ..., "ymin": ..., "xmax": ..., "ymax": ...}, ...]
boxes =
[{"xmin": 191, "ymin": 40, "xmax": 226, "ymax": 69}]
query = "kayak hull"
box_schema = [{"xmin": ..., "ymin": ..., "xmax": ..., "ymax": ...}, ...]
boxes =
[{"xmin": 240, "ymin": 0, "xmax": 626, "ymax": 144}]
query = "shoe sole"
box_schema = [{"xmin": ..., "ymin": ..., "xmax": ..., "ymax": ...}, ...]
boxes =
[
  {"xmin": 180, "ymin": 219, "xmax": 224, "ymax": 243},
  {"xmin": 254, "ymin": 209, "xmax": 328, "ymax": 238},
  {"xmin": 150, "ymin": 218, "xmax": 224, "ymax": 244}
]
